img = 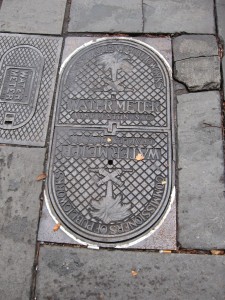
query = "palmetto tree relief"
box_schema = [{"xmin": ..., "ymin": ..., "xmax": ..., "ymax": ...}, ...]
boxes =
[{"xmin": 97, "ymin": 52, "xmax": 133, "ymax": 92}]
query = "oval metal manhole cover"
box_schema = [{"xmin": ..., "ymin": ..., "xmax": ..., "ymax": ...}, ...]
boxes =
[{"xmin": 46, "ymin": 38, "xmax": 174, "ymax": 246}]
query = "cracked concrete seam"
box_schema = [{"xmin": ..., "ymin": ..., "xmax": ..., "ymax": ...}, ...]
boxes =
[{"xmin": 174, "ymin": 54, "xmax": 219, "ymax": 63}]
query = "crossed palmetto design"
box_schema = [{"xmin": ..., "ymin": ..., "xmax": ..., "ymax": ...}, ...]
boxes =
[
  {"xmin": 97, "ymin": 52, "xmax": 133, "ymax": 92},
  {"xmin": 91, "ymin": 168, "xmax": 131, "ymax": 224}
]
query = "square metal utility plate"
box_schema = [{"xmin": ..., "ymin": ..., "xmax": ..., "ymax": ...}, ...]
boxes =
[
  {"xmin": 39, "ymin": 36, "xmax": 176, "ymax": 250},
  {"xmin": 0, "ymin": 33, "xmax": 62, "ymax": 146}
]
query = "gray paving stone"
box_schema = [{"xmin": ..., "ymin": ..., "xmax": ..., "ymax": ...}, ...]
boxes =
[
  {"xmin": 223, "ymin": 58, "xmax": 225, "ymax": 97},
  {"xmin": 216, "ymin": 0, "xmax": 225, "ymax": 42},
  {"xmin": 0, "ymin": 146, "xmax": 45, "ymax": 299},
  {"xmin": 173, "ymin": 35, "xmax": 218, "ymax": 61},
  {"xmin": 68, "ymin": 0, "xmax": 143, "ymax": 33},
  {"xmin": 174, "ymin": 57, "xmax": 221, "ymax": 91},
  {"xmin": 177, "ymin": 92, "xmax": 225, "ymax": 249},
  {"xmin": 143, "ymin": 0, "xmax": 215, "ymax": 34},
  {"xmin": 216, "ymin": 0, "xmax": 225, "ymax": 99},
  {"xmin": 174, "ymin": 81, "xmax": 188, "ymax": 95},
  {"xmin": 0, "ymin": 0, "xmax": 67, "ymax": 34},
  {"xmin": 173, "ymin": 35, "xmax": 220, "ymax": 92},
  {"xmin": 36, "ymin": 246, "xmax": 225, "ymax": 300}
]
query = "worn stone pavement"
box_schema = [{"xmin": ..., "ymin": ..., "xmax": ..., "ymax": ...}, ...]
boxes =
[{"xmin": 0, "ymin": 0, "xmax": 225, "ymax": 299}]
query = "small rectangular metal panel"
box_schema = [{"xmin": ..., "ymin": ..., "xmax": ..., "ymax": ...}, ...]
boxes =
[{"xmin": 0, "ymin": 33, "xmax": 62, "ymax": 146}]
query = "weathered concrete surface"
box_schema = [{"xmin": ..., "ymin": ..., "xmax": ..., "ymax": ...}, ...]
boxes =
[
  {"xmin": 68, "ymin": 0, "xmax": 143, "ymax": 33},
  {"xmin": 173, "ymin": 35, "xmax": 218, "ymax": 61},
  {"xmin": 143, "ymin": 0, "xmax": 215, "ymax": 34},
  {"xmin": 36, "ymin": 246, "xmax": 225, "ymax": 300},
  {"xmin": 177, "ymin": 92, "xmax": 225, "ymax": 249},
  {"xmin": 173, "ymin": 35, "xmax": 220, "ymax": 91},
  {"xmin": 174, "ymin": 57, "xmax": 221, "ymax": 91},
  {"xmin": 0, "ymin": 0, "xmax": 67, "ymax": 34},
  {"xmin": 0, "ymin": 146, "xmax": 45, "ymax": 299}
]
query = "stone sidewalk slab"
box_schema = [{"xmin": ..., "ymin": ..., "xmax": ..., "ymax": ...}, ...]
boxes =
[
  {"xmin": 68, "ymin": 0, "xmax": 143, "ymax": 33},
  {"xmin": 216, "ymin": 0, "xmax": 225, "ymax": 98},
  {"xmin": 0, "ymin": 0, "xmax": 67, "ymax": 35},
  {"xmin": 174, "ymin": 57, "xmax": 220, "ymax": 91},
  {"xmin": 216, "ymin": 0, "xmax": 225, "ymax": 42},
  {"xmin": 173, "ymin": 35, "xmax": 218, "ymax": 61},
  {"xmin": 220, "ymin": 58, "xmax": 225, "ymax": 104},
  {"xmin": 36, "ymin": 246, "xmax": 225, "ymax": 300},
  {"xmin": 143, "ymin": 0, "xmax": 215, "ymax": 34},
  {"xmin": 0, "ymin": 146, "xmax": 45, "ymax": 300},
  {"xmin": 177, "ymin": 92, "xmax": 225, "ymax": 249},
  {"xmin": 173, "ymin": 35, "xmax": 220, "ymax": 91}
]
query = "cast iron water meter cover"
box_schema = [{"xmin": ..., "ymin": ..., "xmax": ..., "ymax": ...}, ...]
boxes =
[
  {"xmin": 0, "ymin": 34, "xmax": 62, "ymax": 146},
  {"xmin": 0, "ymin": 45, "xmax": 44, "ymax": 129},
  {"xmin": 46, "ymin": 38, "xmax": 174, "ymax": 246}
]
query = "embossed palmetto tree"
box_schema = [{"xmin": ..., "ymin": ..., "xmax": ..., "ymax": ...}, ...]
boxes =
[
  {"xmin": 91, "ymin": 169, "xmax": 131, "ymax": 224},
  {"xmin": 97, "ymin": 52, "xmax": 133, "ymax": 82}
]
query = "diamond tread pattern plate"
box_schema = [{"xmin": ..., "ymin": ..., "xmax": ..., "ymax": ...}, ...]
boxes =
[
  {"xmin": 0, "ymin": 34, "xmax": 62, "ymax": 146},
  {"xmin": 47, "ymin": 39, "xmax": 174, "ymax": 246}
]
